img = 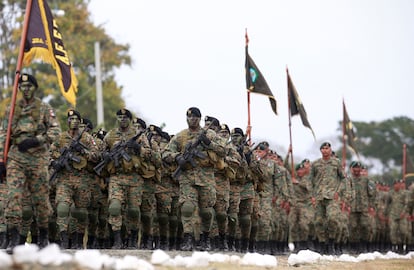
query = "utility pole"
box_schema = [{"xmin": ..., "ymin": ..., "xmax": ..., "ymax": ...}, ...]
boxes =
[{"xmin": 95, "ymin": 41, "xmax": 104, "ymax": 128}]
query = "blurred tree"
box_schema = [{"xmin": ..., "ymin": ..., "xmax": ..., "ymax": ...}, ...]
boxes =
[{"xmin": 0, "ymin": 0, "xmax": 130, "ymax": 130}]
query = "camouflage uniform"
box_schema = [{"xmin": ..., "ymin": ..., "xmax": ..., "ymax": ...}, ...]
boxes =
[
  {"xmin": 103, "ymin": 109, "xmax": 157, "ymax": 249},
  {"xmin": 348, "ymin": 162, "xmax": 377, "ymax": 252},
  {"xmin": 50, "ymin": 111, "xmax": 99, "ymax": 249},
  {"xmin": 388, "ymin": 180, "xmax": 410, "ymax": 253},
  {"xmin": 375, "ymin": 183, "xmax": 391, "ymax": 252},
  {"xmin": 0, "ymin": 182, "xmax": 7, "ymax": 248},
  {"xmin": 289, "ymin": 164, "xmax": 313, "ymax": 252},
  {"xmin": 162, "ymin": 108, "xmax": 225, "ymax": 251},
  {"xmin": 0, "ymin": 74, "xmax": 60, "ymax": 253},
  {"xmin": 310, "ymin": 142, "xmax": 345, "ymax": 254}
]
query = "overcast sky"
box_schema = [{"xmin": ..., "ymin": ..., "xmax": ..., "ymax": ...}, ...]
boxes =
[{"xmin": 88, "ymin": 0, "xmax": 414, "ymax": 162}]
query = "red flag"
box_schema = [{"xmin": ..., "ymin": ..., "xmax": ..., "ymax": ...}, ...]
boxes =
[{"xmin": 23, "ymin": 0, "xmax": 78, "ymax": 107}]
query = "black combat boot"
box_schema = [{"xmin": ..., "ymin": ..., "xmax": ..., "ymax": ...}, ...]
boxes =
[
  {"xmin": 168, "ymin": 237, "xmax": 176, "ymax": 251},
  {"xmin": 0, "ymin": 231, "xmax": 7, "ymax": 249},
  {"xmin": 240, "ymin": 238, "xmax": 249, "ymax": 253},
  {"xmin": 38, "ymin": 228, "xmax": 49, "ymax": 248},
  {"xmin": 6, "ymin": 227, "xmax": 20, "ymax": 254},
  {"xmin": 248, "ymin": 239, "xmax": 256, "ymax": 253},
  {"xmin": 200, "ymin": 232, "xmax": 211, "ymax": 251},
  {"xmin": 60, "ymin": 231, "xmax": 69, "ymax": 249},
  {"xmin": 228, "ymin": 236, "xmax": 235, "ymax": 252},
  {"xmin": 87, "ymin": 235, "xmax": 96, "ymax": 249},
  {"xmin": 181, "ymin": 233, "xmax": 194, "ymax": 251},
  {"xmin": 127, "ymin": 230, "xmax": 138, "ymax": 249},
  {"xmin": 153, "ymin": 236, "xmax": 160, "ymax": 250},
  {"xmin": 219, "ymin": 233, "xmax": 229, "ymax": 251},
  {"xmin": 112, "ymin": 231, "xmax": 123, "ymax": 249},
  {"xmin": 327, "ymin": 239, "xmax": 336, "ymax": 255},
  {"xmin": 159, "ymin": 236, "xmax": 169, "ymax": 250}
]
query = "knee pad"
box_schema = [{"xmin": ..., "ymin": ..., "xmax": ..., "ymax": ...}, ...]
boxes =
[
  {"xmin": 128, "ymin": 208, "xmax": 141, "ymax": 219},
  {"xmin": 157, "ymin": 213, "xmax": 169, "ymax": 226},
  {"xmin": 239, "ymin": 215, "xmax": 251, "ymax": 227},
  {"xmin": 180, "ymin": 201, "xmax": 196, "ymax": 218},
  {"xmin": 228, "ymin": 213, "xmax": 238, "ymax": 226},
  {"xmin": 108, "ymin": 199, "xmax": 122, "ymax": 217},
  {"xmin": 200, "ymin": 207, "xmax": 214, "ymax": 220},
  {"xmin": 216, "ymin": 212, "xmax": 227, "ymax": 224},
  {"xmin": 22, "ymin": 206, "xmax": 33, "ymax": 221},
  {"xmin": 72, "ymin": 208, "xmax": 88, "ymax": 223},
  {"xmin": 57, "ymin": 203, "xmax": 70, "ymax": 218}
]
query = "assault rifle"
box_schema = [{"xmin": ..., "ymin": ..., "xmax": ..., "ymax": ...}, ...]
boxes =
[
  {"xmin": 93, "ymin": 131, "xmax": 143, "ymax": 176},
  {"xmin": 172, "ymin": 130, "xmax": 209, "ymax": 180},
  {"xmin": 50, "ymin": 129, "xmax": 87, "ymax": 184}
]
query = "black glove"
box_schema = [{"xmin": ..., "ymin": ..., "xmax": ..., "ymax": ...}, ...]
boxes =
[
  {"xmin": 199, "ymin": 132, "xmax": 211, "ymax": 146},
  {"xmin": 175, "ymin": 154, "xmax": 187, "ymax": 168},
  {"xmin": 126, "ymin": 140, "xmax": 141, "ymax": 154},
  {"xmin": 72, "ymin": 142, "xmax": 85, "ymax": 153},
  {"xmin": 245, "ymin": 151, "xmax": 252, "ymax": 165},
  {"xmin": 17, "ymin": 138, "xmax": 40, "ymax": 152},
  {"xmin": 0, "ymin": 162, "xmax": 6, "ymax": 183}
]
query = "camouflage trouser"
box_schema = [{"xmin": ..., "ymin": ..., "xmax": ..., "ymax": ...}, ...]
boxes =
[
  {"xmin": 179, "ymin": 182, "xmax": 216, "ymax": 235},
  {"xmin": 228, "ymin": 183, "xmax": 241, "ymax": 238},
  {"xmin": 154, "ymin": 191, "xmax": 172, "ymax": 238},
  {"xmin": 5, "ymin": 155, "xmax": 51, "ymax": 230},
  {"xmin": 237, "ymin": 182, "xmax": 255, "ymax": 240},
  {"xmin": 271, "ymin": 203, "xmax": 289, "ymax": 242},
  {"xmin": 289, "ymin": 202, "xmax": 313, "ymax": 242},
  {"xmin": 389, "ymin": 216, "xmax": 409, "ymax": 245},
  {"xmin": 249, "ymin": 192, "xmax": 260, "ymax": 241},
  {"xmin": 0, "ymin": 183, "xmax": 8, "ymax": 233},
  {"xmin": 334, "ymin": 210, "xmax": 349, "ymax": 244},
  {"xmin": 56, "ymin": 171, "xmax": 91, "ymax": 233},
  {"xmin": 88, "ymin": 174, "xmax": 106, "ymax": 238},
  {"xmin": 349, "ymin": 211, "xmax": 371, "ymax": 242},
  {"xmin": 212, "ymin": 174, "xmax": 230, "ymax": 236},
  {"xmin": 314, "ymin": 198, "xmax": 341, "ymax": 242},
  {"xmin": 257, "ymin": 195, "xmax": 272, "ymax": 241},
  {"xmin": 108, "ymin": 173, "xmax": 144, "ymax": 232},
  {"xmin": 141, "ymin": 178, "xmax": 156, "ymax": 236}
]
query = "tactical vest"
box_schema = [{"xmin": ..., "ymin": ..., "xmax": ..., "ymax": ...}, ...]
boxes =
[
  {"xmin": 11, "ymin": 98, "xmax": 46, "ymax": 144},
  {"xmin": 58, "ymin": 132, "xmax": 87, "ymax": 170}
]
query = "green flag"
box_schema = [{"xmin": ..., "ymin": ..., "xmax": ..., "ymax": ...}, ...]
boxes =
[
  {"xmin": 245, "ymin": 45, "xmax": 277, "ymax": 115},
  {"xmin": 287, "ymin": 71, "xmax": 315, "ymax": 139}
]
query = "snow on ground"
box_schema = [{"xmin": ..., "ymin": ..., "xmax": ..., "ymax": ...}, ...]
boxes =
[{"xmin": 1, "ymin": 244, "xmax": 414, "ymax": 269}]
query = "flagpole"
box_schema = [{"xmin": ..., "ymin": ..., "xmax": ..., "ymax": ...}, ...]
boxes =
[
  {"xmin": 342, "ymin": 99, "xmax": 347, "ymax": 170},
  {"xmin": 245, "ymin": 29, "xmax": 252, "ymax": 145},
  {"xmin": 286, "ymin": 67, "xmax": 296, "ymax": 183},
  {"xmin": 3, "ymin": 0, "xmax": 34, "ymax": 163},
  {"xmin": 403, "ymin": 144, "xmax": 407, "ymax": 181}
]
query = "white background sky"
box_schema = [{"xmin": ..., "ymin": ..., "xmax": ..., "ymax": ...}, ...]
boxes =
[{"xmin": 87, "ymin": 0, "xmax": 414, "ymax": 162}]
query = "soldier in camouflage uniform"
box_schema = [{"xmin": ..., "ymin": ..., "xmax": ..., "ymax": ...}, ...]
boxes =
[
  {"xmin": 148, "ymin": 125, "xmax": 173, "ymax": 250},
  {"xmin": 228, "ymin": 128, "xmax": 250, "ymax": 252},
  {"xmin": 92, "ymin": 128, "xmax": 110, "ymax": 248},
  {"xmin": 102, "ymin": 109, "xmax": 157, "ymax": 249},
  {"xmin": 162, "ymin": 107, "xmax": 225, "ymax": 251},
  {"xmin": 388, "ymin": 179, "xmax": 410, "ymax": 254},
  {"xmin": 375, "ymin": 182, "xmax": 391, "ymax": 252},
  {"xmin": 289, "ymin": 163, "xmax": 313, "ymax": 252},
  {"xmin": 310, "ymin": 142, "xmax": 345, "ymax": 255},
  {"xmin": 214, "ymin": 124, "xmax": 241, "ymax": 251},
  {"xmin": 0, "ymin": 74, "xmax": 61, "ymax": 254},
  {"xmin": 50, "ymin": 110, "xmax": 99, "ymax": 249},
  {"xmin": 348, "ymin": 161, "xmax": 377, "ymax": 253},
  {"xmin": 140, "ymin": 124, "xmax": 163, "ymax": 250}
]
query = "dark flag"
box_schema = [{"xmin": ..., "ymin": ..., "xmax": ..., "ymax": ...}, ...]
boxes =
[
  {"xmin": 23, "ymin": 0, "xmax": 78, "ymax": 107},
  {"xmin": 245, "ymin": 37, "xmax": 277, "ymax": 115},
  {"xmin": 287, "ymin": 70, "xmax": 315, "ymax": 139},
  {"xmin": 343, "ymin": 100, "xmax": 358, "ymax": 155},
  {"xmin": 405, "ymin": 153, "xmax": 414, "ymax": 178}
]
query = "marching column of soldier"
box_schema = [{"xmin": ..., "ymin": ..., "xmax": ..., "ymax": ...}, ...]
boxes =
[{"xmin": 0, "ymin": 73, "xmax": 414, "ymax": 255}]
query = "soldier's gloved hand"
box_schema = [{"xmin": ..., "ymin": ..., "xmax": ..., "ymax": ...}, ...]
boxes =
[
  {"xmin": 17, "ymin": 137, "xmax": 40, "ymax": 152},
  {"xmin": 199, "ymin": 133, "xmax": 211, "ymax": 146},
  {"xmin": 175, "ymin": 155, "xmax": 187, "ymax": 168},
  {"xmin": 126, "ymin": 140, "xmax": 141, "ymax": 154},
  {"xmin": 73, "ymin": 142, "xmax": 86, "ymax": 153},
  {"xmin": 0, "ymin": 162, "xmax": 6, "ymax": 183}
]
